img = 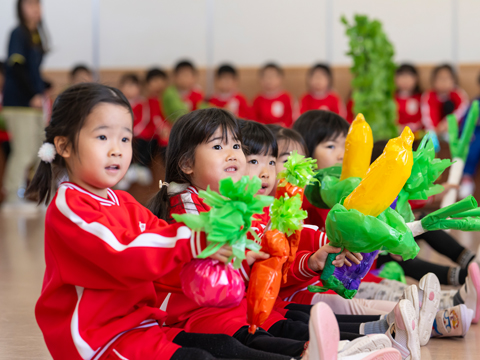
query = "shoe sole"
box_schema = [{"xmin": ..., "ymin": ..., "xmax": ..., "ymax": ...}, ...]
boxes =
[
  {"xmin": 340, "ymin": 348, "xmax": 401, "ymax": 360},
  {"xmin": 467, "ymin": 262, "xmax": 480, "ymax": 324},
  {"xmin": 403, "ymin": 285, "xmax": 419, "ymax": 319},
  {"xmin": 339, "ymin": 334, "xmax": 392, "ymax": 357},
  {"xmin": 418, "ymin": 273, "xmax": 440, "ymax": 346},
  {"xmin": 309, "ymin": 302, "xmax": 339, "ymax": 360},
  {"xmin": 398, "ymin": 300, "xmax": 420, "ymax": 360}
]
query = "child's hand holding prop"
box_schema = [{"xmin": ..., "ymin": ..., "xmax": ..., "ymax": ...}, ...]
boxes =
[
  {"xmin": 309, "ymin": 127, "xmax": 417, "ymax": 299},
  {"xmin": 173, "ymin": 176, "xmax": 273, "ymax": 308},
  {"xmin": 247, "ymin": 151, "xmax": 315, "ymax": 334},
  {"xmin": 305, "ymin": 114, "xmax": 373, "ymax": 209},
  {"xmin": 441, "ymin": 100, "xmax": 479, "ymax": 208}
]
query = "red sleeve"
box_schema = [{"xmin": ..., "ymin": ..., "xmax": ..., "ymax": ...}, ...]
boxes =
[
  {"xmin": 452, "ymin": 88, "xmax": 469, "ymax": 120},
  {"xmin": 332, "ymin": 93, "xmax": 347, "ymax": 119},
  {"xmin": 282, "ymin": 94, "xmax": 293, "ymax": 127},
  {"xmin": 237, "ymin": 94, "xmax": 253, "ymax": 120},
  {"xmin": 132, "ymin": 102, "xmax": 143, "ymax": 129},
  {"xmin": 421, "ymin": 91, "xmax": 439, "ymax": 130},
  {"xmin": 300, "ymin": 94, "xmax": 309, "ymax": 114},
  {"xmin": 346, "ymin": 99, "xmax": 354, "ymax": 123},
  {"xmin": 252, "ymin": 96, "xmax": 262, "ymax": 123},
  {"xmin": 48, "ymin": 187, "xmax": 207, "ymax": 291}
]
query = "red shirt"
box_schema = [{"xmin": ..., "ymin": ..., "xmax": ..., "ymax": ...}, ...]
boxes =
[
  {"xmin": 346, "ymin": 98, "xmax": 355, "ymax": 123},
  {"xmin": 421, "ymin": 88, "xmax": 469, "ymax": 130},
  {"xmin": 209, "ymin": 92, "xmax": 252, "ymax": 119},
  {"xmin": 36, "ymin": 182, "xmax": 206, "ymax": 360},
  {"xmin": 181, "ymin": 89, "xmax": 204, "ymax": 111},
  {"xmin": 252, "ymin": 92, "xmax": 293, "ymax": 127},
  {"xmin": 300, "ymin": 91, "xmax": 346, "ymax": 118},
  {"xmin": 147, "ymin": 97, "xmax": 171, "ymax": 147},
  {"xmin": 395, "ymin": 92, "xmax": 423, "ymax": 131},
  {"xmin": 131, "ymin": 99, "xmax": 157, "ymax": 140}
]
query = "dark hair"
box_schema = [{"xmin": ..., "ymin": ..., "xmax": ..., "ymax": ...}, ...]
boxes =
[
  {"xmin": 70, "ymin": 64, "xmax": 92, "ymax": 80},
  {"xmin": 0, "ymin": 61, "xmax": 4, "ymax": 76},
  {"xmin": 148, "ymin": 108, "xmax": 241, "ymax": 221},
  {"xmin": 269, "ymin": 126, "xmax": 308, "ymax": 157},
  {"xmin": 308, "ymin": 63, "xmax": 332, "ymax": 88},
  {"xmin": 146, "ymin": 67, "xmax": 167, "ymax": 83},
  {"xmin": 260, "ymin": 62, "xmax": 284, "ymax": 77},
  {"xmin": 26, "ymin": 83, "xmax": 133, "ymax": 204},
  {"xmin": 119, "ymin": 73, "xmax": 140, "ymax": 86},
  {"xmin": 371, "ymin": 140, "xmax": 388, "ymax": 164},
  {"xmin": 17, "ymin": 0, "xmax": 49, "ymax": 54},
  {"xmin": 431, "ymin": 63, "xmax": 458, "ymax": 86},
  {"xmin": 238, "ymin": 120, "xmax": 278, "ymax": 157},
  {"xmin": 293, "ymin": 110, "xmax": 349, "ymax": 157},
  {"xmin": 395, "ymin": 63, "xmax": 422, "ymax": 94},
  {"xmin": 174, "ymin": 60, "xmax": 197, "ymax": 74},
  {"xmin": 216, "ymin": 64, "xmax": 237, "ymax": 78}
]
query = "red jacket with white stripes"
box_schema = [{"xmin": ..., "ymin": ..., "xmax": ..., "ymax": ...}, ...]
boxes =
[
  {"xmin": 209, "ymin": 92, "xmax": 253, "ymax": 119},
  {"xmin": 252, "ymin": 92, "xmax": 294, "ymax": 127},
  {"xmin": 395, "ymin": 92, "xmax": 423, "ymax": 132},
  {"xmin": 421, "ymin": 88, "xmax": 469, "ymax": 130},
  {"xmin": 36, "ymin": 182, "xmax": 206, "ymax": 360},
  {"xmin": 299, "ymin": 91, "xmax": 347, "ymax": 118}
]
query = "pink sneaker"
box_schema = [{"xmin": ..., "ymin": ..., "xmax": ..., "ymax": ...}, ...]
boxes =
[{"xmin": 456, "ymin": 262, "xmax": 480, "ymax": 324}]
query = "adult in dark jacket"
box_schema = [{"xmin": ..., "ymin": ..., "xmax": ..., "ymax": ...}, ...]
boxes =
[{"xmin": 2, "ymin": 0, "xmax": 48, "ymax": 211}]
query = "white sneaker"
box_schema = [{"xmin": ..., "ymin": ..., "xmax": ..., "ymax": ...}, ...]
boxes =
[
  {"xmin": 411, "ymin": 273, "xmax": 440, "ymax": 346},
  {"xmin": 455, "ymin": 262, "xmax": 480, "ymax": 324},
  {"xmin": 386, "ymin": 300, "xmax": 420, "ymax": 360},
  {"xmin": 339, "ymin": 349, "xmax": 401, "ymax": 360},
  {"xmin": 432, "ymin": 304, "xmax": 474, "ymax": 338},
  {"xmin": 338, "ymin": 334, "xmax": 391, "ymax": 357}
]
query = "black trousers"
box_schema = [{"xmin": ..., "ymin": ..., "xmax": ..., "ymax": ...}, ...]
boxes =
[{"xmin": 171, "ymin": 331, "xmax": 292, "ymax": 360}]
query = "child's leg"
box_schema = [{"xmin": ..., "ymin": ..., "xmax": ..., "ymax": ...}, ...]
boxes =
[
  {"xmin": 172, "ymin": 332, "xmax": 292, "ymax": 360},
  {"xmin": 377, "ymin": 253, "xmax": 467, "ymax": 285},
  {"xmin": 310, "ymin": 293, "xmax": 396, "ymax": 315},
  {"xmin": 416, "ymin": 230, "xmax": 475, "ymax": 268}
]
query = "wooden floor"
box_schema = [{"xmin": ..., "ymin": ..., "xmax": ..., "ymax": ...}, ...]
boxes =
[{"xmin": 1, "ymin": 212, "xmax": 480, "ymax": 359}]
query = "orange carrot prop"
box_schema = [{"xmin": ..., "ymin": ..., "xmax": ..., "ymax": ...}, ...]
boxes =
[
  {"xmin": 276, "ymin": 151, "xmax": 317, "ymax": 281},
  {"xmin": 246, "ymin": 229, "xmax": 289, "ymax": 334}
]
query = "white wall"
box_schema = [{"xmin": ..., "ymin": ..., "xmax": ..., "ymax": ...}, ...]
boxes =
[{"xmin": 0, "ymin": 0, "xmax": 479, "ymax": 70}]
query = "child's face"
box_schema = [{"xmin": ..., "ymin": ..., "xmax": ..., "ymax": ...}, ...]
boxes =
[
  {"xmin": 260, "ymin": 68, "xmax": 283, "ymax": 93},
  {"xmin": 433, "ymin": 69, "xmax": 455, "ymax": 94},
  {"xmin": 185, "ymin": 127, "xmax": 246, "ymax": 192},
  {"xmin": 312, "ymin": 134, "xmax": 346, "ymax": 169},
  {"xmin": 309, "ymin": 69, "xmax": 330, "ymax": 93},
  {"xmin": 395, "ymin": 73, "xmax": 417, "ymax": 93},
  {"xmin": 174, "ymin": 68, "xmax": 196, "ymax": 91},
  {"xmin": 72, "ymin": 70, "xmax": 93, "ymax": 85},
  {"xmin": 246, "ymin": 153, "xmax": 277, "ymax": 195},
  {"xmin": 147, "ymin": 77, "xmax": 167, "ymax": 97},
  {"xmin": 276, "ymin": 139, "xmax": 306, "ymax": 174},
  {"xmin": 59, "ymin": 103, "xmax": 133, "ymax": 197},
  {"xmin": 120, "ymin": 81, "xmax": 141, "ymax": 101},
  {"xmin": 216, "ymin": 74, "xmax": 237, "ymax": 94}
]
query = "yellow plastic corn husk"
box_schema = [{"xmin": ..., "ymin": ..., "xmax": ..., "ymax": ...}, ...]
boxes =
[
  {"xmin": 340, "ymin": 114, "xmax": 374, "ymax": 181},
  {"xmin": 343, "ymin": 127, "xmax": 414, "ymax": 217}
]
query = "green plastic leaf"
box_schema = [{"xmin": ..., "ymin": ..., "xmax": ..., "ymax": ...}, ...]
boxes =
[
  {"xmin": 448, "ymin": 101, "xmax": 479, "ymax": 161},
  {"xmin": 305, "ymin": 165, "xmax": 342, "ymax": 209},
  {"xmin": 162, "ymin": 85, "xmax": 188, "ymax": 123},
  {"xmin": 278, "ymin": 151, "xmax": 318, "ymax": 188},
  {"xmin": 308, "ymin": 276, "xmax": 357, "ymax": 299},
  {"xmin": 173, "ymin": 176, "xmax": 274, "ymax": 268},
  {"xmin": 421, "ymin": 196, "xmax": 477, "ymax": 230},
  {"xmin": 270, "ymin": 194, "xmax": 308, "ymax": 236},
  {"xmin": 378, "ymin": 262, "xmax": 406, "ymax": 284}
]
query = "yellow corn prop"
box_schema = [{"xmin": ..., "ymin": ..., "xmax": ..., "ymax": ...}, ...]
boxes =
[
  {"xmin": 343, "ymin": 127, "xmax": 414, "ymax": 217},
  {"xmin": 340, "ymin": 114, "xmax": 374, "ymax": 180}
]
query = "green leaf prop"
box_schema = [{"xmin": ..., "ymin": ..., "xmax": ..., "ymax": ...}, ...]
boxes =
[
  {"xmin": 420, "ymin": 195, "xmax": 480, "ymax": 232},
  {"xmin": 162, "ymin": 85, "xmax": 189, "ymax": 123},
  {"xmin": 308, "ymin": 276, "xmax": 357, "ymax": 300},
  {"xmin": 270, "ymin": 194, "xmax": 308, "ymax": 237},
  {"xmin": 378, "ymin": 262, "xmax": 406, "ymax": 284},
  {"xmin": 396, "ymin": 135, "xmax": 452, "ymax": 222},
  {"xmin": 173, "ymin": 176, "xmax": 274, "ymax": 268},
  {"xmin": 305, "ymin": 165, "xmax": 361, "ymax": 209},
  {"xmin": 342, "ymin": 15, "xmax": 397, "ymax": 140},
  {"xmin": 278, "ymin": 151, "xmax": 318, "ymax": 188},
  {"xmin": 448, "ymin": 100, "xmax": 479, "ymax": 161}
]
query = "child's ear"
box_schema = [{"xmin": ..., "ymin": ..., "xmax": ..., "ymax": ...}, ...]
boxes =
[
  {"xmin": 54, "ymin": 136, "xmax": 72, "ymax": 159},
  {"xmin": 180, "ymin": 158, "xmax": 194, "ymax": 175}
]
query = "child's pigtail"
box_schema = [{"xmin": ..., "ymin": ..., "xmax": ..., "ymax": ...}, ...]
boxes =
[
  {"xmin": 148, "ymin": 182, "xmax": 171, "ymax": 222},
  {"xmin": 26, "ymin": 142, "xmax": 57, "ymax": 205}
]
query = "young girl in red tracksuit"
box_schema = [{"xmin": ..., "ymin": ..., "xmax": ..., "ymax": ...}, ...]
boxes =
[
  {"xmin": 394, "ymin": 64, "xmax": 423, "ymax": 133},
  {"xmin": 28, "ymin": 83, "xmax": 306, "ymax": 360},
  {"xmin": 253, "ymin": 63, "xmax": 294, "ymax": 127},
  {"xmin": 421, "ymin": 64, "xmax": 469, "ymax": 132},
  {"xmin": 299, "ymin": 64, "xmax": 346, "ymax": 118}
]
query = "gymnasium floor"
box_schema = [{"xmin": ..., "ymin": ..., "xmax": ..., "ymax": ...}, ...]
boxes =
[{"xmin": 0, "ymin": 212, "xmax": 479, "ymax": 359}]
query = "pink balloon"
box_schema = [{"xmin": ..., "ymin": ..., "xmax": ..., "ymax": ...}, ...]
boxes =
[{"xmin": 181, "ymin": 258, "xmax": 245, "ymax": 307}]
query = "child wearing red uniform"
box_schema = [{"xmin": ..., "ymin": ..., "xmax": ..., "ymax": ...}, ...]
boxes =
[
  {"xmin": 253, "ymin": 63, "xmax": 294, "ymax": 127},
  {"xmin": 394, "ymin": 64, "xmax": 423, "ymax": 133},
  {"xmin": 421, "ymin": 64, "xmax": 469, "ymax": 132},
  {"xmin": 145, "ymin": 68, "xmax": 170, "ymax": 152},
  {"xmin": 28, "ymin": 83, "xmax": 297, "ymax": 360},
  {"xmin": 300, "ymin": 64, "xmax": 346, "ymax": 118},
  {"xmin": 208, "ymin": 64, "xmax": 252, "ymax": 119}
]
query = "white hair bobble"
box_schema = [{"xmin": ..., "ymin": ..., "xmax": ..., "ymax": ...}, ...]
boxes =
[{"xmin": 38, "ymin": 143, "xmax": 57, "ymax": 163}]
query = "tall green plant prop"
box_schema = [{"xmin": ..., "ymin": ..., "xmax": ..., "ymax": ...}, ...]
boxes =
[{"xmin": 342, "ymin": 15, "xmax": 397, "ymax": 140}]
